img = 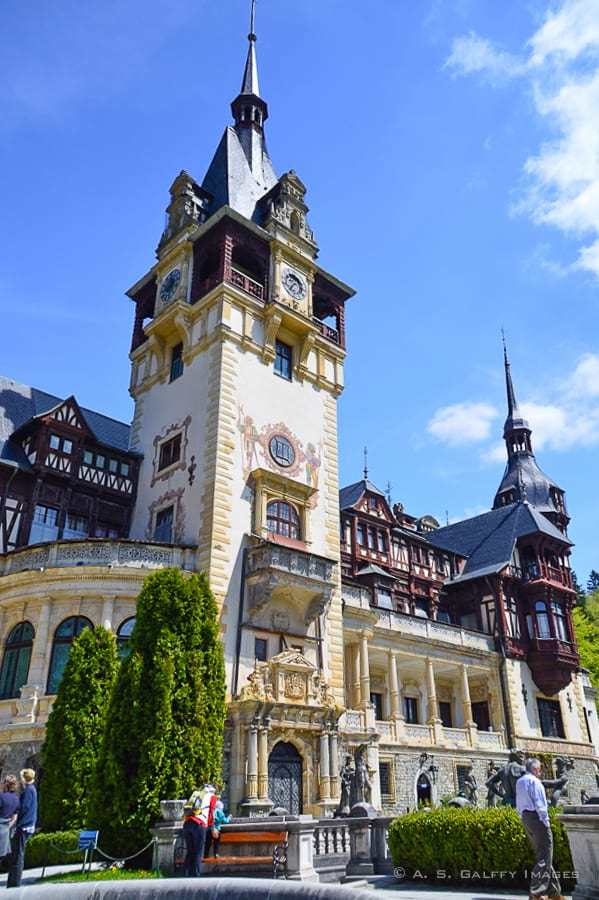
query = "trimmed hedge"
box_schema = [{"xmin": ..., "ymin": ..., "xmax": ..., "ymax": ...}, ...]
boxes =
[
  {"xmin": 387, "ymin": 806, "xmax": 574, "ymax": 889},
  {"xmin": 24, "ymin": 830, "xmax": 84, "ymax": 869}
]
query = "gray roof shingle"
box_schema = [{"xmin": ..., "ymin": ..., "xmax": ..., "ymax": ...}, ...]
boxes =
[
  {"xmin": 428, "ymin": 501, "xmax": 570, "ymax": 583},
  {"xmin": 339, "ymin": 478, "xmax": 386, "ymax": 511},
  {"xmin": 0, "ymin": 375, "xmax": 132, "ymax": 471}
]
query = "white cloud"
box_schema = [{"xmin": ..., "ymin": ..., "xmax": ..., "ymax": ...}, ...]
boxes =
[
  {"xmin": 446, "ymin": 0, "xmax": 599, "ymax": 280},
  {"xmin": 427, "ymin": 402, "xmax": 498, "ymax": 445},
  {"xmin": 428, "ymin": 352, "xmax": 599, "ymax": 459},
  {"xmin": 445, "ymin": 31, "xmax": 526, "ymax": 82}
]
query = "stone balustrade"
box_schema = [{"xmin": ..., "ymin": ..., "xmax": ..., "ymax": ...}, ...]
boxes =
[{"xmin": 0, "ymin": 539, "xmax": 197, "ymax": 578}]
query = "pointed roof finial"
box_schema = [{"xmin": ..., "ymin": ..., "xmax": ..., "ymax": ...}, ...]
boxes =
[
  {"xmin": 240, "ymin": 0, "xmax": 260, "ymax": 96},
  {"xmin": 502, "ymin": 329, "xmax": 518, "ymax": 417},
  {"xmin": 385, "ymin": 481, "xmax": 392, "ymax": 505},
  {"xmin": 363, "ymin": 446, "xmax": 368, "ymax": 480}
]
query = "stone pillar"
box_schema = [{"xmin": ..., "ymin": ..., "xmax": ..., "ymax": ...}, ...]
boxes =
[
  {"xmin": 426, "ymin": 658, "xmax": 443, "ymax": 743},
  {"xmin": 359, "ymin": 633, "xmax": 371, "ymax": 708},
  {"xmin": 26, "ymin": 598, "xmax": 51, "ymax": 688},
  {"xmin": 319, "ymin": 729, "xmax": 331, "ymax": 801},
  {"xmin": 329, "ymin": 728, "xmax": 339, "ymax": 801},
  {"xmin": 388, "ymin": 650, "xmax": 400, "ymax": 718},
  {"xmin": 460, "ymin": 664, "xmax": 474, "ymax": 724},
  {"xmin": 350, "ymin": 643, "xmax": 361, "ymax": 709},
  {"xmin": 100, "ymin": 596, "xmax": 114, "ymax": 631},
  {"xmin": 245, "ymin": 721, "xmax": 258, "ymax": 800},
  {"xmin": 258, "ymin": 719, "xmax": 270, "ymax": 801}
]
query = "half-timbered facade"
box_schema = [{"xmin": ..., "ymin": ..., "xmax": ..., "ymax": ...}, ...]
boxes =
[{"xmin": 0, "ymin": 16, "xmax": 597, "ymax": 815}]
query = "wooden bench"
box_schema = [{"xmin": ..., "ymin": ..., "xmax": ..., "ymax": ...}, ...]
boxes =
[{"xmin": 203, "ymin": 830, "xmax": 288, "ymax": 878}]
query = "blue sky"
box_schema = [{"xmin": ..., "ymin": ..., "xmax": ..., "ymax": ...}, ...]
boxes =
[{"xmin": 2, "ymin": 0, "xmax": 599, "ymax": 582}]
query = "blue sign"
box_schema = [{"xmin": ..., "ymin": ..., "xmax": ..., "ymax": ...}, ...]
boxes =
[{"xmin": 78, "ymin": 830, "xmax": 99, "ymax": 850}]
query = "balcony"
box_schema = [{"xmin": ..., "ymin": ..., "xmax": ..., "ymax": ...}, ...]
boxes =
[
  {"xmin": 0, "ymin": 539, "xmax": 197, "ymax": 578},
  {"xmin": 509, "ymin": 562, "xmax": 573, "ymax": 589},
  {"xmin": 245, "ymin": 540, "xmax": 337, "ymax": 624},
  {"xmin": 313, "ymin": 317, "xmax": 340, "ymax": 346},
  {"xmin": 341, "ymin": 714, "xmax": 505, "ymax": 751},
  {"xmin": 195, "ymin": 267, "xmax": 265, "ymax": 304}
]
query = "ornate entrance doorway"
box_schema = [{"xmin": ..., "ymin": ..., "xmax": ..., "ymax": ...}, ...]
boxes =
[{"xmin": 268, "ymin": 742, "xmax": 303, "ymax": 815}]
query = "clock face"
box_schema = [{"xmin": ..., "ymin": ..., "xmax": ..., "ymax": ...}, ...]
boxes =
[
  {"xmin": 282, "ymin": 268, "xmax": 307, "ymax": 301},
  {"xmin": 159, "ymin": 268, "xmax": 181, "ymax": 304}
]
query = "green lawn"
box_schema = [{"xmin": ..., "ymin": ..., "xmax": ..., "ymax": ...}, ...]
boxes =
[{"xmin": 43, "ymin": 868, "xmax": 161, "ymax": 883}]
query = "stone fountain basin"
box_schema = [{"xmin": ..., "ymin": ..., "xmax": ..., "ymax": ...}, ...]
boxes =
[{"xmin": 12, "ymin": 876, "xmax": 374, "ymax": 899}]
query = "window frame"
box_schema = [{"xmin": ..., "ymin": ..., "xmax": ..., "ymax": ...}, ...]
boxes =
[
  {"xmin": 46, "ymin": 616, "xmax": 93, "ymax": 694},
  {"xmin": 169, "ymin": 342, "xmax": 184, "ymax": 382},
  {"xmin": 537, "ymin": 697, "xmax": 565, "ymax": 738},
  {"xmin": 158, "ymin": 433, "xmax": 182, "ymax": 472},
  {"xmin": 274, "ymin": 340, "xmax": 293, "ymax": 381},
  {"xmin": 154, "ymin": 505, "xmax": 175, "ymax": 542},
  {"xmin": 266, "ymin": 499, "xmax": 301, "ymax": 541},
  {"xmin": 117, "ymin": 616, "xmax": 136, "ymax": 661},
  {"xmin": 0, "ymin": 622, "xmax": 34, "ymax": 700},
  {"xmin": 404, "ymin": 695, "xmax": 419, "ymax": 724},
  {"xmin": 254, "ymin": 637, "xmax": 268, "ymax": 662}
]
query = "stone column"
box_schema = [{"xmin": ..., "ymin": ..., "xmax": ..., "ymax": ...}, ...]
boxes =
[
  {"xmin": 359, "ymin": 633, "xmax": 371, "ymax": 708},
  {"xmin": 245, "ymin": 721, "xmax": 258, "ymax": 800},
  {"xmin": 350, "ymin": 643, "xmax": 361, "ymax": 709},
  {"xmin": 329, "ymin": 728, "xmax": 339, "ymax": 801},
  {"xmin": 101, "ymin": 596, "xmax": 114, "ymax": 631},
  {"xmin": 426, "ymin": 658, "xmax": 443, "ymax": 743},
  {"xmin": 460, "ymin": 664, "xmax": 474, "ymax": 725},
  {"xmin": 26, "ymin": 598, "xmax": 51, "ymax": 688},
  {"xmin": 258, "ymin": 719, "xmax": 270, "ymax": 800},
  {"xmin": 388, "ymin": 650, "xmax": 400, "ymax": 718},
  {"xmin": 319, "ymin": 729, "xmax": 330, "ymax": 801}
]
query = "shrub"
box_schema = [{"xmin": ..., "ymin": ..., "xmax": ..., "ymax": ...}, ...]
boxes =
[
  {"xmin": 387, "ymin": 806, "xmax": 574, "ymax": 889},
  {"xmin": 41, "ymin": 626, "xmax": 119, "ymax": 831},
  {"xmin": 25, "ymin": 830, "xmax": 84, "ymax": 869},
  {"xmin": 91, "ymin": 569, "xmax": 226, "ymax": 858}
]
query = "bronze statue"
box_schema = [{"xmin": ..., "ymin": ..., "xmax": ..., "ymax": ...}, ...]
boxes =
[
  {"xmin": 485, "ymin": 749, "xmax": 525, "ymax": 807},
  {"xmin": 543, "ymin": 756, "xmax": 574, "ymax": 807},
  {"xmin": 485, "ymin": 761, "xmax": 504, "ymax": 807},
  {"xmin": 352, "ymin": 744, "xmax": 372, "ymax": 806},
  {"xmin": 335, "ymin": 754, "xmax": 353, "ymax": 817},
  {"xmin": 463, "ymin": 766, "xmax": 478, "ymax": 806}
]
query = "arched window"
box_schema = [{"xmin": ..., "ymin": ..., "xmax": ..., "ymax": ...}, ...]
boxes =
[
  {"xmin": 0, "ymin": 622, "xmax": 34, "ymax": 700},
  {"xmin": 267, "ymin": 500, "xmax": 300, "ymax": 540},
  {"xmin": 47, "ymin": 616, "xmax": 92, "ymax": 694},
  {"xmin": 117, "ymin": 617, "xmax": 136, "ymax": 661},
  {"xmin": 289, "ymin": 211, "xmax": 301, "ymax": 235},
  {"xmin": 535, "ymin": 602, "xmax": 551, "ymax": 639}
]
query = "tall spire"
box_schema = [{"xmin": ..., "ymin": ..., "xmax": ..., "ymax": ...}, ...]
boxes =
[
  {"xmin": 502, "ymin": 330, "xmax": 518, "ymax": 418},
  {"xmin": 240, "ymin": 0, "xmax": 260, "ymax": 97}
]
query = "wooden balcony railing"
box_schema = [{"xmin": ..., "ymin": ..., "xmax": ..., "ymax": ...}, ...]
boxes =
[
  {"xmin": 509, "ymin": 563, "xmax": 572, "ymax": 589},
  {"xmin": 313, "ymin": 317, "xmax": 340, "ymax": 345}
]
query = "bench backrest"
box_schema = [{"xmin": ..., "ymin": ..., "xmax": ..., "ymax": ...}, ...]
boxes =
[{"xmin": 220, "ymin": 831, "xmax": 288, "ymax": 845}]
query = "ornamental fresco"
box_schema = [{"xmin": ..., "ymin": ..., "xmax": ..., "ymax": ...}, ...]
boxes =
[{"xmin": 238, "ymin": 405, "xmax": 322, "ymax": 490}]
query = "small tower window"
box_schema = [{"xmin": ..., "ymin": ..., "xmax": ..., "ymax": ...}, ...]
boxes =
[
  {"xmin": 158, "ymin": 434, "xmax": 182, "ymax": 471},
  {"xmin": 266, "ymin": 500, "xmax": 300, "ymax": 540},
  {"xmin": 154, "ymin": 505, "xmax": 174, "ymax": 542},
  {"xmin": 274, "ymin": 341, "xmax": 292, "ymax": 381},
  {"xmin": 290, "ymin": 211, "xmax": 301, "ymax": 235},
  {"xmin": 170, "ymin": 343, "xmax": 184, "ymax": 382}
]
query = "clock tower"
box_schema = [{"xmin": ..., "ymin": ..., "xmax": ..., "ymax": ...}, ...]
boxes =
[{"xmin": 126, "ymin": 16, "xmax": 354, "ymax": 813}]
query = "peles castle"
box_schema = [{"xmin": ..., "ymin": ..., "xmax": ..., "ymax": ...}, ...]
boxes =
[{"xmin": 0, "ymin": 20, "xmax": 598, "ymax": 817}]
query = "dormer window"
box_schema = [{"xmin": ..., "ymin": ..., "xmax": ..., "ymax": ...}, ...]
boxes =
[{"xmin": 368, "ymin": 496, "xmax": 377, "ymax": 511}]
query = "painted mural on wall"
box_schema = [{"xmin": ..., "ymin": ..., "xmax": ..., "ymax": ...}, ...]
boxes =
[{"xmin": 238, "ymin": 406, "xmax": 322, "ymax": 492}]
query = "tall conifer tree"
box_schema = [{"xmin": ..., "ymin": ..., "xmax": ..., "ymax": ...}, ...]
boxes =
[
  {"xmin": 40, "ymin": 625, "xmax": 119, "ymax": 831},
  {"xmin": 91, "ymin": 569, "xmax": 226, "ymax": 855}
]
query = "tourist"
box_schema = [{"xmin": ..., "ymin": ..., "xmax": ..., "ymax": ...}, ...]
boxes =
[
  {"xmin": 183, "ymin": 784, "xmax": 216, "ymax": 877},
  {"xmin": 0, "ymin": 778, "xmax": 19, "ymax": 864},
  {"xmin": 516, "ymin": 758, "xmax": 565, "ymax": 900},
  {"xmin": 6, "ymin": 769, "xmax": 37, "ymax": 889},
  {"xmin": 205, "ymin": 789, "xmax": 231, "ymax": 859}
]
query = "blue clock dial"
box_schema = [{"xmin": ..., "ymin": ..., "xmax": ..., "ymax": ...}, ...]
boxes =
[{"xmin": 160, "ymin": 268, "xmax": 181, "ymax": 303}]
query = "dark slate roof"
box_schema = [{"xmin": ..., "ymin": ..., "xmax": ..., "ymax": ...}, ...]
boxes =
[
  {"xmin": 357, "ymin": 564, "xmax": 392, "ymax": 578},
  {"xmin": 201, "ymin": 126, "xmax": 277, "ymax": 223},
  {"xmin": 494, "ymin": 452, "xmax": 560, "ymax": 513},
  {"xmin": 0, "ymin": 375, "xmax": 132, "ymax": 471},
  {"xmin": 339, "ymin": 478, "xmax": 386, "ymax": 511},
  {"xmin": 428, "ymin": 501, "xmax": 570, "ymax": 584}
]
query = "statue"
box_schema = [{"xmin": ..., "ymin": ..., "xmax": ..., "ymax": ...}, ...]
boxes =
[
  {"xmin": 463, "ymin": 766, "xmax": 478, "ymax": 806},
  {"xmin": 485, "ymin": 749, "xmax": 525, "ymax": 807},
  {"xmin": 353, "ymin": 745, "xmax": 372, "ymax": 805},
  {"xmin": 349, "ymin": 744, "xmax": 377, "ymax": 818},
  {"xmin": 335, "ymin": 754, "xmax": 353, "ymax": 817},
  {"xmin": 485, "ymin": 761, "xmax": 504, "ymax": 808},
  {"xmin": 543, "ymin": 756, "xmax": 574, "ymax": 807}
]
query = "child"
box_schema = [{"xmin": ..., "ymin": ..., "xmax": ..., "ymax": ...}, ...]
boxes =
[{"xmin": 205, "ymin": 793, "xmax": 230, "ymax": 858}]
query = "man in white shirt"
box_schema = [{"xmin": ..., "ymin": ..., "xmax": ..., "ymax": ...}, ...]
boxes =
[{"xmin": 516, "ymin": 758, "xmax": 564, "ymax": 900}]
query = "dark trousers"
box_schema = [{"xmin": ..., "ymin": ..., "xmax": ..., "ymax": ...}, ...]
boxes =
[
  {"xmin": 522, "ymin": 810, "xmax": 562, "ymax": 898},
  {"xmin": 204, "ymin": 829, "xmax": 220, "ymax": 858},
  {"xmin": 7, "ymin": 829, "xmax": 30, "ymax": 889},
  {"xmin": 183, "ymin": 820, "xmax": 207, "ymax": 877}
]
